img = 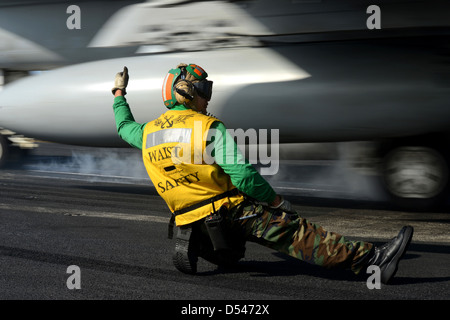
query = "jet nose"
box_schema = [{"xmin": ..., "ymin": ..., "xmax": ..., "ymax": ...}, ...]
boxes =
[
  {"xmin": 0, "ymin": 72, "xmax": 84, "ymax": 142},
  {"xmin": 0, "ymin": 78, "xmax": 32, "ymax": 133},
  {"xmin": 0, "ymin": 63, "xmax": 134, "ymax": 146},
  {"xmin": 0, "ymin": 86, "xmax": 16, "ymax": 122}
]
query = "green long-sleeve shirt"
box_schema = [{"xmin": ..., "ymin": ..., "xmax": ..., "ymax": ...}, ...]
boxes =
[{"xmin": 112, "ymin": 95, "xmax": 276, "ymax": 203}]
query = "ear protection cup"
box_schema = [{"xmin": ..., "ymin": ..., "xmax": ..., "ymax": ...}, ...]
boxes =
[{"xmin": 174, "ymin": 80, "xmax": 195, "ymax": 106}]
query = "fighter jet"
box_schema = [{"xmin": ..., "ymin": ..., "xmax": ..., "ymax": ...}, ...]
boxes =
[{"xmin": 1, "ymin": 0, "xmax": 450, "ymax": 209}]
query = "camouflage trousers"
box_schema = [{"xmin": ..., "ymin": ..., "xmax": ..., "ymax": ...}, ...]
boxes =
[{"xmin": 224, "ymin": 199, "xmax": 374, "ymax": 274}]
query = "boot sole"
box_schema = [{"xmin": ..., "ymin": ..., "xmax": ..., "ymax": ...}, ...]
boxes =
[
  {"xmin": 381, "ymin": 226, "xmax": 414, "ymax": 284},
  {"xmin": 173, "ymin": 236, "xmax": 198, "ymax": 274},
  {"xmin": 173, "ymin": 227, "xmax": 198, "ymax": 274}
]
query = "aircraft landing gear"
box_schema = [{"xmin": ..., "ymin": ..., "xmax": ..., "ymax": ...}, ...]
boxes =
[
  {"xmin": 0, "ymin": 134, "xmax": 10, "ymax": 168},
  {"xmin": 0, "ymin": 131, "xmax": 36, "ymax": 169},
  {"xmin": 381, "ymin": 145, "xmax": 449, "ymax": 211}
]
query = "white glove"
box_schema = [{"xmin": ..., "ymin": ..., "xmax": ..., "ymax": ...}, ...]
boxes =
[
  {"xmin": 112, "ymin": 66, "xmax": 129, "ymax": 95},
  {"xmin": 270, "ymin": 196, "xmax": 295, "ymax": 213}
]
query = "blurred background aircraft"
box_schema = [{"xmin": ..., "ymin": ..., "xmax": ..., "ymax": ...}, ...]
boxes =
[{"xmin": 0, "ymin": 0, "xmax": 449, "ymax": 209}]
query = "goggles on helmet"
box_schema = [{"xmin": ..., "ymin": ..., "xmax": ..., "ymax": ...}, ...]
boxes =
[{"xmin": 193, "ymin": 80, "xmax": 213, "ymax": 101}]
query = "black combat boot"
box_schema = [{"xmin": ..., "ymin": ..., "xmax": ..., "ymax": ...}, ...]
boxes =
[
  {"xmin": 366, "ymin": 225, "xmax": 414, "ymax": 284},
  {"xmin": 172, "ymin": 225, "xmax": 199, "ymax": 274}
]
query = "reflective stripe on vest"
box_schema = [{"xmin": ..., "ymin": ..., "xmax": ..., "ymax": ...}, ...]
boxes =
[{"xmin": 145, "ymin": 128, "xmax": 192, "ymax": 149}]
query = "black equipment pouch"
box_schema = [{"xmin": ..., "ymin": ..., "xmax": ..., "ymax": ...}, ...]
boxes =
[
  {"xmin": 169, "ymin": 188, "xmax": 240, "ymax": 240},
  {"xmin": 204, "ymin": 205, "xmax": 230, "ymax": 252}
]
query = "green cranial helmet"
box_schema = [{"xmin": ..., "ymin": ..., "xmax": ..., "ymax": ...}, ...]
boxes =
[{"xmin": 161, "ymin": 63, "xmax": 212, "ymax": 109}]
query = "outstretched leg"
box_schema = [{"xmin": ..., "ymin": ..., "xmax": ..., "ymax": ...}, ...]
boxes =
[{"xmin": 230, "ymin": 201, "xmax": 373, "ymax": 274}]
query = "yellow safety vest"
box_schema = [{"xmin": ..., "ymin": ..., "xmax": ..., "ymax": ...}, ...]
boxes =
[{"xmin": 142, "ymin": 109, "xmax": 244, "ymax": 226}]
